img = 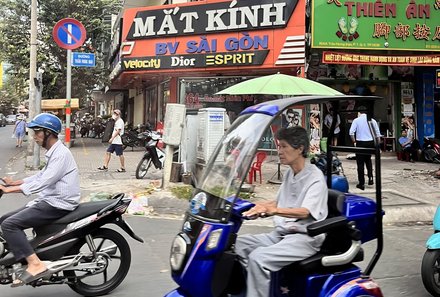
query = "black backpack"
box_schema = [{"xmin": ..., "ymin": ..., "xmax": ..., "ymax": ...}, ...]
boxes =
[{"xmin": 102, "ymin": 119, "xmax": 115, "ymax": 143}]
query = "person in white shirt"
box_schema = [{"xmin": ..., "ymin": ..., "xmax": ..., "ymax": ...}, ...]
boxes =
[
  {"xmin": 0, "ymin": 113, "xmax": 80, "ymax": 287},
  {"xmin": 349, "ymin": 106, "xmax": 381, "ymax": 190},
  {"xmin": 98, "ymin": 109, "xmax": 125, "ymax": 172}
]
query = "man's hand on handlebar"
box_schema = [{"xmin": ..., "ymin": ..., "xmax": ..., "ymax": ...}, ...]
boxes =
[
  {"xmin": 1, "ymin": 176, "xmax": 13, "ymax": 186},
  {"xmin": 0, "ymin": 178, "xmax": 22, "ymax": 194}
]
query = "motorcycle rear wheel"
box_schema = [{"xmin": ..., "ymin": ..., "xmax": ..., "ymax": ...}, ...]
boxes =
[
  {"xmin": 64, "ymin": 228, "xmax": 131, "ymax": 297},
  {"xmin": 422, "ymin": 249, "xmax": 440, "ymax": 297},
  {"xmin": 136, "ymin": 155, "xmax": 153, "ymax": 179}
]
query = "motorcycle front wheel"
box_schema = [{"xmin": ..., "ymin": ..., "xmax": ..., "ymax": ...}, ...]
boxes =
[
  {"xmin": 64, "ymin": 228, "xmax": 131, "ymax": 297},
  {"xmin": 136, "ymin": 154, "xmax": 153, "ymax": 179},
  {"xmin": 422, "ymin": 249, "xmax": 440, "ymax": 297}
]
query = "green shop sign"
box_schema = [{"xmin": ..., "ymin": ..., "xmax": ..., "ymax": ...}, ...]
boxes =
[{"xmin": 312, "ymin": 0, "xmax": 440, "ymax": 51}]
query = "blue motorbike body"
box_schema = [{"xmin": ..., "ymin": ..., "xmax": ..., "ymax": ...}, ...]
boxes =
[
  {"xmin": 433, "ymin": 205, "xmax": 440, "ymax": 231},
  {"xmin": 426, "ymin": 206, "xmax": 440, "ymax": 249},
  {"xmin": 330, "ymin": 174, "xmax": 349, "ymax": 193},
  {"xmin": 426, "ymin": 233, "xmax": 440, "ymax": 249},
  {"xmin": 166, "ymin": 194, "xmax": 380, "ymax": 297}
]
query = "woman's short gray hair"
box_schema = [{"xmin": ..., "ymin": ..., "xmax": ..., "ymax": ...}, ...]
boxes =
[{"xmin": 276, "ymin": 126, "xmax": 309, "ymax": 158}]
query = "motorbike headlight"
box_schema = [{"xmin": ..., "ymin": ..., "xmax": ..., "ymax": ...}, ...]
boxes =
[
  {"xmin": 206, "ymin": 229, "xmax": 223, "ymax": 251},
  {"xmin": 170, "ymin": 234, "xmax": 188, "ymax": 272}
]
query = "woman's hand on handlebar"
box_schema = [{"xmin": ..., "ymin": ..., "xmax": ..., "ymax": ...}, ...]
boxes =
[{"xmin": 242, "ymin": 202, "xmax": 277, "ymax": 220}]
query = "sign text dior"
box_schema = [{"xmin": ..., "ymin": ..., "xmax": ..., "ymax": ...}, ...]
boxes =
[
  {"xmin": 127, "ymin": 0, "xmax": 297, "ymax": 39},
  {"xmin": 121, "ymin": 50, "xmax": 268, "ymax": 70}
]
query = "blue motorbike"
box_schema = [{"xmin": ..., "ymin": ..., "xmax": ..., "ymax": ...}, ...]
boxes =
[
  {"xmin": 422, "ymin": 206, "xmax": 440, "ymax": 296},
  {"xmin": 165, "ymin": 95, "xmax": 384, "ymax": 297}
]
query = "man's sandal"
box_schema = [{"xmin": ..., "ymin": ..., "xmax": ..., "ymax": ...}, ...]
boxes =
[
  {"xmin": 116, "ymin": 168, "xmax": 126, "ymax": 172},
  {"xmin": 97, "ymin": 166, "xmax": 108, "ymax": 171},
  {"xmin": 11, "ymin": 269, "xmax": 50, "ymax": 287}
]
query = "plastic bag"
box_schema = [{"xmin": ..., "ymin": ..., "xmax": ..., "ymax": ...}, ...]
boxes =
[
  {"xmin": 11, "ymin": 133, "xmax": 15, "ymax": 139},
  {"xmin": 127, "ymin": 194, "xmax": 151, "ymax": 215}
]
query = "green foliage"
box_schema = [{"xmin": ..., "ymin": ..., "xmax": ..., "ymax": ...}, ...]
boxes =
[
  {"xmin": 170, "ymin": 185, "xmax": 194, "ymax": 201},
  {"xmin": 170, "ymin": 185, "xmax": 256, "ymax": 201},
  {"xmin": 0, "ymin": 0, "xmax": 122, "ymax": 107}
]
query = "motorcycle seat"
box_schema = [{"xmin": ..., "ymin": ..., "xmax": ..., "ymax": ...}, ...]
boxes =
[{"xmin": 53, "ymin": 200, "xmax": 118, "ymax": 224}]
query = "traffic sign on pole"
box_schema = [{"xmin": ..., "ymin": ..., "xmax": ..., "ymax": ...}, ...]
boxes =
[
  {"xmin": 72, "ymin": 52, "xmax": 96, "ymax": 67},
  {"xmin": 52, "ymin": 18, "xmax": 87, "ymax": 147},
  {"xmin": 52, "ymin": 18, "xmax": 86, "ymax": 50}
]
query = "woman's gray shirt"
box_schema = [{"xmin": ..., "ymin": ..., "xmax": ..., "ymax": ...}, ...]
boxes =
[{"xmin": 273, "ymin": 163, "xmax": 328, "ymax": 234}]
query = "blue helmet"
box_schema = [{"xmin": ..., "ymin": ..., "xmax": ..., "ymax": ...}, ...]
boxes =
[{"xmin": 28, "ymin": 113, "xmax": 62, "ymax": 134}]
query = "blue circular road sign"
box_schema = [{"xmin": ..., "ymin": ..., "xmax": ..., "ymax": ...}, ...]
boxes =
[{"xmin": 53, "ymin": 18, "xmax": 86, "ymax": 50}]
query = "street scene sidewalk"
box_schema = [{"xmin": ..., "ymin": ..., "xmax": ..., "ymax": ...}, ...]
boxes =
[{"xmin": 6, "ymin": 136, "xmax": 440, "ymax": 225}]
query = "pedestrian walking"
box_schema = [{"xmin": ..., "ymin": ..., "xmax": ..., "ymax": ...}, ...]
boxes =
[
  {"xmin": 97, "ymin": 109, "xmax": 125, "ymax": 172},
  {"xmin": 349, "ymin": 106, "xmax": 381, "ymax": 190},
  {"xmin": 13, "ymin": 114, "xmax": 27, "ymax": 148}
]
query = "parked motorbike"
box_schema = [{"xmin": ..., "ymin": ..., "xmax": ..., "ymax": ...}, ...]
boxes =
[
  {"xmin": 90, "ymin": 116, "xmax": 106, "ymax": 139},
  {"xmin": 0, "ymin": 190, "xmax": 143, "ymax": 296},
  {"xmin": 122, "ymin": 125, "xmax": 148, "ymax": 151},
  {"xmin": 422, "ymin": 137, "xmax": 440, "ymax": 163},
  {"xmin": 422, "ymin": 205, "xmax": 440, "ymax": 296},
  {"xmin": 79, "ymin": 113, "xmax": 94, "ymax": 138},
  {"xmin": 310, "ymin": 152, "xmax": 349, "ymax": 192},
  {"xmin": 165, "ymin": 95, "xmax": 384, "ymax": 297},
  {"xmin": 135, "ymin": 130, "xmax": 166, "ymax": 179}
]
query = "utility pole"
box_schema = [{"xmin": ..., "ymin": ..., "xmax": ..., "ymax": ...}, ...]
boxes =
[
  {"xmin": 65, "ymin": 49, "xmax": 72, "ymax": 148},
  {"xmin": 33, "ymin": 71, "xmax": 42, "ymax": 168},
  {"xmin": 28, "ymin": 0, "xmax": 39, "ymax": 168}
]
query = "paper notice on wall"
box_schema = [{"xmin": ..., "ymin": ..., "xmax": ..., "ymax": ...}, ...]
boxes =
[
  {"xmin": 401, "ymin": 82, "xmax": 414, "ymax": 103},
  {"xmin": 402, "ymin": 104, "xmax": 414, "ymax": 116}
]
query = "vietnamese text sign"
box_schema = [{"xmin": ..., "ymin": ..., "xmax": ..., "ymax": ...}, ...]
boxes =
[
  {"xmin": 121, "ymin": 0, "xmax": 306, "ymax": 71},
  {"xmin": 312, "ymin": 0, "xmax": 440, "ymax": 51},
  {"xmin": 423, "ymin": 74, "xmax": 435, "ymax": 137},
  {"xmin": 322, "ymin": 51, "xmax": 440, "ymax": 66},
  {"xmin": 126, "ymin": 0, "xmax": 297, "ymax": 40},
  {"xmin": 72, "ymin": 52, "xmax": 96, "ymax": 67}
]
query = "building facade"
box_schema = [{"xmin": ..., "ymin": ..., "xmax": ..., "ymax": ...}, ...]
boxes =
[
  {"xmin": 107, "ymin": 0, "xmax": 307, "ymax": 147},
  {"xmin": 308, "ymin": 0, "xmax": 440, "ymax": 147}
]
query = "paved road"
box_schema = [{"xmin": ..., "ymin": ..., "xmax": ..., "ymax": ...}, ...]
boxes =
[{"xmin": 0, "ymin": 212, "xmax": 435, "ymax": 297}]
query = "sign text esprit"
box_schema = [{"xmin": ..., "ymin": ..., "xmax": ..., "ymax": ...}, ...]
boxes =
[{"xmin": 126, "ymin": 0, "xmax": 297, "ymax": 40}]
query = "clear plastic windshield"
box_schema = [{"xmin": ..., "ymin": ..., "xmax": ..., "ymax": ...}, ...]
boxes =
[{"xmin": 198, "ymin": 113, "xmax": 273, "ymax": 203}]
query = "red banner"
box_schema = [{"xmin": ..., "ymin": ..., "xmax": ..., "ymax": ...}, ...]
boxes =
[{"xmin": 322, "ymin": 51, "xmax": 440, "ymax": 66}]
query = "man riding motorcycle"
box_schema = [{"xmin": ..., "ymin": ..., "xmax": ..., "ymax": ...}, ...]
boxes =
[{"xmin": 0, "ymin": 113, "xmax": 80, "ymax": 287}]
